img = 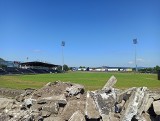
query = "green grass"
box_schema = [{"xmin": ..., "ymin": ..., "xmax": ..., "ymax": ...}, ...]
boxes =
[{"xmin": 0, "ymin": 72, "xmax": 159, "ymax": 91}]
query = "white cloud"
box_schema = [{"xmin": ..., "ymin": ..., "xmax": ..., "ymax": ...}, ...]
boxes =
[
  {"xmin": 128, "ymin": 61, "xmax": 134, "ymax": 64},
  {"xmin": 128, "ymin": 58, "xmax": 145, "ymax": 65},
  {"xmin": 137, "ymin": 58, "xmax": 144, "ymax": 62},
  {"xmin": 33, "ymin": 49, "xmax": 42, "ymax": 53}
]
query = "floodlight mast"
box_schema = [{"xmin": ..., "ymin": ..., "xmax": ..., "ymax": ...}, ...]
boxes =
[
  {"xmin": 133, "ymin": 39, "xmax": 138, "ymax": 72},
  {"xmin": 61, "ymin": 41, "xmax": 65, "ymax": 71}
]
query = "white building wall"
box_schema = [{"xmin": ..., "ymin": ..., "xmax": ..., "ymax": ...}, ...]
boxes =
[{"xmin": 108, "ymin": 68, "xmax": 118, "ymax": 72}]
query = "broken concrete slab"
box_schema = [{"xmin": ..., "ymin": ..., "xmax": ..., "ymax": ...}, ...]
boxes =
[
  {"xmin": 43, "ymin": 116, "xmax": 63, "ymax": 121},
  {"xmin": 120, "ymin": 87, "xmax": 147, "ymax": 121},
  {"xmin": 150, "ymin": 93, "xmax": 160, "ymax": 100},
  {"xmin": 93, "ymin": 88, "xmax": 116, "ymax": 115},
  {"xmin": 102, "ymin": 75, "xmax": 117, "ymax": 89},
  {"xmin": 142, "ymin": 113, "xmax": 152, "ymax": 121},
  {"xmin": 66, "ymin": 84, "xmax": 84, "ymax": 96},
  {"xmin": 116, "ymin": 87, "xmax": 136, "ymax": 103},
  {"xmin": 137, "ymin": 92, "xmax": 149, "ymax": 115},
  {"xmin": 144, "ymin": 97, "xmax": 154, "ymax": 112},
  {"xmin": 153, "ymin": 100, "xmax": 160, "ymax": 115},
  {"xmin": 61, "ymin": 100, "xmax": 85, "ymax": 121},
  {"xmin": 41, "ymin": 94, "xmax": 67, "ymax": 105},
  {"xmin": 69, "ymin": 110, "xmax": 85, "ymax": 121},
  {"xmin": 42, "ymin": 102, "xmax": 59, "ymax": 114},
  {"xmin": 85, "ymin": 91, "xmax": 100, "ymax": 120}
]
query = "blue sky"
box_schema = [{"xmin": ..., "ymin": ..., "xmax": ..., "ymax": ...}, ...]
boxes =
[{"xmin": 0, "ymin": 0, "xmax": 160, "ymax": 67}]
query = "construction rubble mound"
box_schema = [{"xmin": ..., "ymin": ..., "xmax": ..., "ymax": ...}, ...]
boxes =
[{"xmin": 0, "ymin": 76, "xmax": 160, "ymax": 121}]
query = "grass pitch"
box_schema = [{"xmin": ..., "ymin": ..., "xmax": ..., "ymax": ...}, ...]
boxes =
[{"xmin": 0, "ymin": 72, "xmax": 159, "ymax": 91}]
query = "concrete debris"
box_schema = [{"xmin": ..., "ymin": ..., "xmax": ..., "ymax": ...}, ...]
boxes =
[
  {"xmin": 41, "ymin": 102, "xmax": 59, "ymax": 114},
  {"xmin": 102, "ymin": 75, "xmax": 117, "ymax": 89},
  {"xmin": 109, "ymin": 112, "xmax": 120, "ymax": 121},
  {"xmin": 93, "ymin": 88, "xmax": 116, "ymax": 115},
  {"xmin": 137, "ymin": 91, "xmax": 149, "ymax": 116},
  {"xmin": 120, "ymin": 87, "xmax": 147, "ymax": 121},
  {"xmin": 66, "ymin": 84, "xmax": 84, "ymax": 96},
  {"xmin": 142, "ymin": 113, "xmax": 152, "ymax": 121},
  {"xmin": 144, "ymin": 97, "xmax": 154, "ymax": 112},
  {"xmin": 116, "ymin": 87, "xmax": 136, "ymax": 103},
  {"xmin": 41, "ymin": 94, "xmax": 67, "ymax": 105},
  {"xmin": 116, "ymin": 100, "xmax": 125, "ymax": 113},
  {"xmin": 61, "ymin": 100, "xmax": 85, "ymax": 121},
  {"xmin": 23, "ymin": 98, "xmax": 33, "ymax": 108},
  {"xmin": 0, "ymin": 88, "xmax": 25, "ymax": 98},
  {"xmin": 68, "ymin": 110, "xmax": 85, "ymax": 121},
  {"xmin": 0, "ymin": 98, "xmax": 14, "ymax": 110},
  {"xmin": 150, "ymin": 93, "xmax": 160, "ymax": 100},
  {"xmin": 153, "ymin": 100, "xmax": 160, "ymax": 115},
  {"xmin": 85, "ymin": 91, "xmax": 100, "ymax": 119},
  {"xmin": 0, "ymin": 76, "xmax": 160, "ymax": 121}
]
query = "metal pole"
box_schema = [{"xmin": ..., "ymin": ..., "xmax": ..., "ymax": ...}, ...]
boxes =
[
  {"xmin": 133, "ymin": 39, "xmax": 138, "ymax": 72},
  {"xmin": 61, "ymin": 41, "xmax": 65, "ymax": 72},
  {"xmin": 62, "ymin": 45, "xmax": 64, "ymax": 71},
  {"xmin": 135, "ymin": 44, "xmax": 137, "ymax": 72}
]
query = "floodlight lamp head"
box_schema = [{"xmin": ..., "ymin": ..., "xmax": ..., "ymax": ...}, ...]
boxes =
[
  {"xmin": 61, "ymin": 41, "xmax": 65, "ymax": 46},
  {"xmin": 133, "ymin": 39, "xmax": 138, "ymax": 44}
]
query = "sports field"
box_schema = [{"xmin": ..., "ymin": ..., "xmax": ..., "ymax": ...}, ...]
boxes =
[{"xmin": 0, "ymin": 72, "xmax": 159, "ymax": 91}]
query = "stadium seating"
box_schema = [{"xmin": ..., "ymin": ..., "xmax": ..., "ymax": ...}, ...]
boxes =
[
  {"xmin": 0, "ymin": 67, "xmax": 60, "ymax": 75},
  {"xmin": 48, "ymin": 69, "xmax": 60, "ymax": 73},
  {"xmin": 4, "ymin": 67, "xmax": 21, "ymax": 74},
  {"xmin": 17, "ymin": 68, "xmax": 34, "ymax": 74},
  {"xmin": 0, "ymin": 68, "xmax": 7, "ymax": 75},
  {"xmin": 30, "ymin": 69, "xmax": 46, "ymax": 74}
]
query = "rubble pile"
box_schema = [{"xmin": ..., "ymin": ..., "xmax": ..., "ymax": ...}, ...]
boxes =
[
  {"xmin": 0, "ymin": 76, "xmax": 160, "ymax": 121},
  {"xmin": 0, "ymin": 88, "xmax": 25, "ymax": 98}
]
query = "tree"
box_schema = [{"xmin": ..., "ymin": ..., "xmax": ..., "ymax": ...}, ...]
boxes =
[
  {"xmin": 153, "ymin": 65, "xmax": 160, "ymax": 73},
  {"xmin": 79, "ymin": 66, "xmax": 85, "ymax": 68},
  {"xmin": 63, "ymin": 64, "xmax": 69, "ymax": 71},
  {"xmin": 139, "ymin": 66, "xmax": 160, "ymax": 73},
  {"xmin": 57, "ymin": 64, "xmax": 69, "ymax": 72}
]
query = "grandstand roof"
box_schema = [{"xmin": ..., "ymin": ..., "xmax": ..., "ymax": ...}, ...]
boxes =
[{"xmin": 21, "ymin": 61, "xmax": 59, "ymax": 68}]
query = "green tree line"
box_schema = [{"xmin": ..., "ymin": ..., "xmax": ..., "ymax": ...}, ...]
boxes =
[{"xmin": 139, "ymin": 65, "xmax": 160, "ymax": 73}]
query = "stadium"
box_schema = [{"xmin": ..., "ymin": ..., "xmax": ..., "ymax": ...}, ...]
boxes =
[
  {"xmin": 0, "ymin": 59, "xmax": 134, "ymax": 75},
  {"xmin": 0, "ymin": 60, "xmax": 60, "ymax": 75}
]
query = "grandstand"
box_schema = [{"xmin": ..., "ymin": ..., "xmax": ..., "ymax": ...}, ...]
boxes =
[
  {"xmin": 0, "ymin": 61, "xmax": 60, "ymax": 75},
  {"xmin": 4, "ymin": 67, "xmax": 21, "ymax": 74},
  {"xmin": 0, "ymin": 68, "xmax": 7, "ymax": 75}
]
